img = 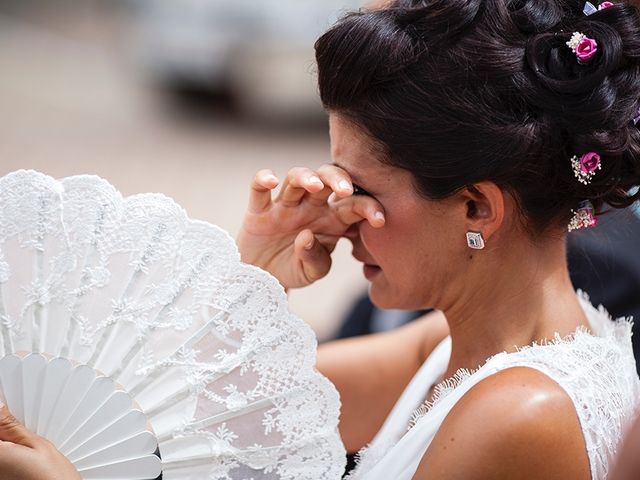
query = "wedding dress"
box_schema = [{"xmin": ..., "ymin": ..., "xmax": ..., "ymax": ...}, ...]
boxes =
[{"xmin": 348, "ymin": 293, "xmax": 640, "ymax": 480}]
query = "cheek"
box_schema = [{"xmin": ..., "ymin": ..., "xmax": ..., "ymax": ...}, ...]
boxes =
[
  {"xmin": 360, "ymin": 212, "xmax": 457, "ymax": 269},
  {"xmin": 358, "ymin": 216, "xmax": 416, "ymax": 267}
]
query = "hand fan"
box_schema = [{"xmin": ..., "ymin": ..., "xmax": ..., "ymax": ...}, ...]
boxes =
[{"xmin": 0, "ymin": 170, "xmax": 346, "ymax": 480}]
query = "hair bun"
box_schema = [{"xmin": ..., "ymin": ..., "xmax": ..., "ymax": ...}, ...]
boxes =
[
  {"xmin": 524, "ymin": 25, "xmax": 624, "ymax": 132},
  {"xmin": 523, "ymin": 3, "xmax": 640, "ymax": 133}
]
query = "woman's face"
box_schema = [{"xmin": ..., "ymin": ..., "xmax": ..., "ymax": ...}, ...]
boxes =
[{"xmin": 329, "ymin": 114, "xmax": 467, "ymax": 310}]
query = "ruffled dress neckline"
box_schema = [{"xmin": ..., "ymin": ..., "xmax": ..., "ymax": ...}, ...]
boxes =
[
  {"xmin": 407, "ymin": 323, "xmax": 593, "ymax": 430},
  {"xmin": 347, "ymin": 291, "xmax": 639, "ymax": 480}
]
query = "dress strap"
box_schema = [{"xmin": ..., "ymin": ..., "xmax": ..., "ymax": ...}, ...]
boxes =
[{"xmin": 371, "ymin": 337, "xmax": 451, "ymax": 447}]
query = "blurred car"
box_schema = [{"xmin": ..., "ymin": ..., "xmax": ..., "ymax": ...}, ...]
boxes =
[{"xmin": 131, "ymin": 0, "xmax": 366, "ymax": 118}]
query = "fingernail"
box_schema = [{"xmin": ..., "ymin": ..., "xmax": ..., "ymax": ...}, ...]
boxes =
[
  {"xmin": 265, "ymin": 174, "xmax": 278, "ymax": 183},
  {"xmin": 338, "ymin": 180, "xmax": 352, "ymax": 191},
  {"xmin": 374, "ymin": 211, "xmax": 385, "ymax": 222},
  {"xmin": 308, "ymin": 176, "xmax": 323, "ymax": 185},
  {"xmin": 305, "ymin": 237, "xmax": 314, "ymax": 250}
]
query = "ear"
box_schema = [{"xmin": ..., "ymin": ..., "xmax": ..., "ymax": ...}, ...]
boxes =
[{"xmin": 461, "ymin": 182, "xmax": 505, "ymax": 242}]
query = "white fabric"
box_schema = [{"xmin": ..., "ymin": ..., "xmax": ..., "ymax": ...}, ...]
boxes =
[{"xmin": 349, "ymin": 294, "xmax": 640, "ymax": 479}]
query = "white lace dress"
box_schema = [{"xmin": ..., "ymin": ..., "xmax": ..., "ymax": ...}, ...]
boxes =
[{"xmin": 348, "ymin": 294, "xmax": 640, "ymax": 480}]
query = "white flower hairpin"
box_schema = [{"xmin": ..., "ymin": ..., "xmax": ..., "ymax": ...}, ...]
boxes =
[{"xmin": 568, "ymin": 200, "xmax": 598, "ymax": 232}]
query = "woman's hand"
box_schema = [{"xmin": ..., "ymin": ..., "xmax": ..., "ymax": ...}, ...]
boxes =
[
  {"xmin": 237, "ymin": 165, "xmax": 385, "ymax": 289},
  {"xmin": 0, "ymin": 402, "xmax": 81, "ymax": 480}
]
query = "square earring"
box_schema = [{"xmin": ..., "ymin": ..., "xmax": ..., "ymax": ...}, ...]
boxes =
[{"xmin": 466, "ymin": 231, "xmax": 485, "ymax": 250}]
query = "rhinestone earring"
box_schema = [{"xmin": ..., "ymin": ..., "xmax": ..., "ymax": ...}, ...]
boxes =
[{"xmin": 466, "ymin": 231, "xmax": 485, "ymax": 250}]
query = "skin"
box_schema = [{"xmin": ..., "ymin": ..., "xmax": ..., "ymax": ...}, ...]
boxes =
[
  {"xmin": 609, "ymin": 413, "xmax": 640, "ymax": 480},
  {"xmin": 0, "ymin": 403, "xmax": 81, "ymax": 480},
  {"xmin": 415, "ymin": 367, "xmax": 590, "ymax": 479},
  {"xmin": 237, "ymin": 114, "xmax": 593, "ymax": 478}
]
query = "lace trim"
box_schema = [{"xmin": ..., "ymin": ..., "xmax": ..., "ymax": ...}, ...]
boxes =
[
  {"xmin": 407, "ymin": 368, "xmax": 474, "ymax": 430},
  {"xmin": 406, "ymin": 324, "xmax": 593, "ymax": 431}
]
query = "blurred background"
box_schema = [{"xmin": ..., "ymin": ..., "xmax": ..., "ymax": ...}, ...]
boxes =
[{"xmin": 0, "ymin": 0, "xmax": 371, "ymax": 340}]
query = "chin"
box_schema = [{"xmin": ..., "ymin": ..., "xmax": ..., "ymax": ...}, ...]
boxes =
[{"xmin": 368, "ymin": 285, "xmax": 421, "ymax": 311}]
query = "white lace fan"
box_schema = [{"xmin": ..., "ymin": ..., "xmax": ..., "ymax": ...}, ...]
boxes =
[{"xmin": 0, "ymin": 170, "xmax": 346, "ymax": 480}]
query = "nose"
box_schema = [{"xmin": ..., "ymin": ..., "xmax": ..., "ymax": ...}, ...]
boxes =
[{"xmin": 343, "ymin": 222, "xmax": 360, "ymax": 241}]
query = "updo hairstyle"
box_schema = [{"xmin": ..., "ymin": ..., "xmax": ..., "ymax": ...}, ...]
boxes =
[{"xmin": 315, "ymin": 0, "xmax": 640, "ymax": 233}]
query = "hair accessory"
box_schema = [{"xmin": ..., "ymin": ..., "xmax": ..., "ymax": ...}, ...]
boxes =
[
  {"xmin": 571, "ymin": 151, "xmax": 601, "ymax": 185},
  {"xmin": 466, "ymin": 231, "xmax": 485, "ymax": 250},
  {"xmin": 566, "ymin": 32, "xmax": 598, "ymax": 63},
  {"xmin": 568, "ymin": 200, "xmax": 598, "ymax": 232},
  {"xmin": 632, "ymin": 106, "xmax": 640, "ymax": 125},
  {"xmin": 583, "ymin": 1, "xmax": 614, "ymax": 15}
]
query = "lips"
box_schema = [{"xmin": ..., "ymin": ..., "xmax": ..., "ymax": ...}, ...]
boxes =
[
  {"xmin": 351, "ymin": 249, "xmax": 381, "ymax": 280},
  {"xmin": 363, "ymin": 264, "xmax": 381, "ymax": 280}
]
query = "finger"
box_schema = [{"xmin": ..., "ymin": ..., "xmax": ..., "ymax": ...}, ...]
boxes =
[
  {"xmin": 294, "ymin": 230, "xmax": 333, "ymax": 283},
  {"xmin": 276, "ymin": 167, "xmax": 325, "ymax": 207},
  {"xmin": 0, "ymin": 403, "xmax": 36, "ymax": 448},
  {"xmin": 306, "ymin": 164, "xmax": 354, "ymax": 205},
  {"xmin": 320, "ymin": 164, "xmax": 354, "ymax": 197},
  {"xmin": 330, "ymin": 195, "xmax": 385, "ymax": 228},
  {"xmin": 248, "ymin": 169, "xmax": 279, "ymax": 213}
]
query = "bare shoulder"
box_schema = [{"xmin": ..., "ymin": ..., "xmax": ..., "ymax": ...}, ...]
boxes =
[{"xmin": 413, "ymin": 367, "xmax": 590, "ymax": 480}]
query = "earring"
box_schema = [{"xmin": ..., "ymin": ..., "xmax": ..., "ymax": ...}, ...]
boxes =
[{"xmin": 466, "ymin": 231, "xmax": 485, "ymax": 250}]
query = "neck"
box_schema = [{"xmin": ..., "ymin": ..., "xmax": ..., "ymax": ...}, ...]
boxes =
[{"xmin": 439, "ymin": 235, "xmax": 589, "ymax": 379}]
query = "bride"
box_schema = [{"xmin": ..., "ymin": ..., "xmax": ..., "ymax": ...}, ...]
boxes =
[
  {"xmin": 0, "ymin": 1, "xmax": 639, "ymax": 479},
  {"xmin": 237, "ymin": 0, "xmax": 640, "ymax": 478}
]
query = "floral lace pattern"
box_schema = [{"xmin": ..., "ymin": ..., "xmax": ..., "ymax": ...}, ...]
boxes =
[{"xmin": 0, "ymin": 170, "xmax": 346, "ymax": 480}]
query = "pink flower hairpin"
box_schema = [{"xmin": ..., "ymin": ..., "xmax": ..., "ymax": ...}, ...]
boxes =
[
  {"xmin": 566, "ymin": 32, "xmax": 598, "ymax": 63},
  {"xmin": 568, "ymin": 201, "xmax": 598, "ymax": 232},
  {"xmin": 583, "ymin": 1, "xmax": 614, "ymax": 15},
  {"xmin": 571, "ymin": 151, "xmax": 601, "ymax": 185}
]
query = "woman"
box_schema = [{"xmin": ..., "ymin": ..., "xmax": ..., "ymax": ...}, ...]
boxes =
[
  {"xmin": 1, "ymin": 1, "xmax": 639, "ymax": 479},
  {"xmin": 237, "ymin": 0, "xmax": 640, "ymax": 478}
]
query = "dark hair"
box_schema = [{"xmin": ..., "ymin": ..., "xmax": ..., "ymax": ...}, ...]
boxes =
[{"xmin": 315, "ymin": 0, "xmax": 640, "ymax": 233}]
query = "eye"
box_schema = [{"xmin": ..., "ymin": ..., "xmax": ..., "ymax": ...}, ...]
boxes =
[{"xmin": 352, "ymin": 184, "xmax": 371, "ymax": 197}]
